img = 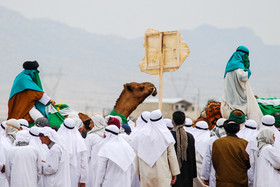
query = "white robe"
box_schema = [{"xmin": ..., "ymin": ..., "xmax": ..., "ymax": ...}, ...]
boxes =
[
  {"xmin": 29, "ymin": 136, "xmax": 49, "ymax": 187},
  {"xmin": 69, "ymin": 151, "xmax": 88, "ymax": 186},
  {"xmin": 200, "ymin": 136, "xmax": 217, "ymax": 187},
  {"xmin": 0, "ymin": 136, "xmax": 12, "ymax": 187},
  {"xmin": 95, "ymin": 157, "xmax": 135, "ymax": 187},
  {"xmin": 192, "ymin": 129, "xmax": 211, "ymax": 176},
  {"xmin": 85, "ymin": 133, "xmax": 104, "ymax": 187},
  {"xmin": 6, "ymin": 146, "xmax": 42, "ymax": 187},
  {"xmin": 29, "ymin": 136, "xmax": 49, "ymax": 161},
  {"xmin": 254, "ymin": 144, "xmax": 280, "ymax": 187},
  {"xmin": 42, "ymin": 144, "xmax": 71, "ymax": 187},
  {"xmin": 221, "ymin": 69, "xmax": 263, "ymax": 126},
  {"xmin": 135, "ymin": 144, "xmax": 180, "ymax": 187},
  {"xmin": 237, "ymin": 126, "xmax": 259, "ymax": 142}
]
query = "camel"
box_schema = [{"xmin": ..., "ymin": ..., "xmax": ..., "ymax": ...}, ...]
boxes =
[
  {"xmin": 194, "ymin": 101, "xmax": 222, "ymax": 130},
  {"xmin": 78, "ymin": 82, "xmax": 157, "ymax": 126},
  {"xmin": 111, "ymin": 82, "xmax": 157, "ymax": 123}
]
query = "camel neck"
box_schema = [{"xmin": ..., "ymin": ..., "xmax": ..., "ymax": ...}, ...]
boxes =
[{"xmin": 110, "ymin": 109, "xmax": 128, "ymax": 124}]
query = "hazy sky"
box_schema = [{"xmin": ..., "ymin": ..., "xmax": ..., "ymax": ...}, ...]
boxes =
[{"xmin": 0, "ymin": 0, "xmax": 279, "ymax": 45}]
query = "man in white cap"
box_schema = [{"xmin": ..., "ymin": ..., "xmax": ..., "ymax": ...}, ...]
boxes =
[
  {"xmin": 29, "ymin": 126, "xmax": 49, "ymax": 187},
  {"xmin": 133, "ymin": 109, "xmax": 180, "ymax": 187},
  {"xmin": 95, "ymin": 125, "xmax": 136, "ymax": 187},
  {"xmin": 201, "ymin": 118, "xmax": 226, "ymax": 187},
  {"xmin": 192, "ymin": 121, "xmax": 211, "ymax": 177},
  {"xmin": 39, "ymin": 127, "xmax": 71, "ymax": 187},
  {"xmin": 57, "ymin": 118, "xmax": 88, "ymax": 187},
  {"xmin": 254, "ymin": 128, "xmax": 280, "ymax": 187},
  {"xmin": 260, "ymin": 115, "xmax": 280, "ymax": 148},
  {"xmin": 85, "ymin": 115, "xmax": 107, "ymax": 187},
  {"xmin": 0, "ymin": 120, "xmax": 19, "ymax": 187},
  {"xmin": 130, "ymin": 111, "xmax": 150, "ymax": 137},
  {"xmin": 5, "ymin": 130, "xmax": 41, "ymax": 187},
  {"xmin": 246, "ymin": 115, "xmax": 280, "ymax": 186},
  {"xmin": 129, "ymin": 111, "xmax": 151, "ymax": 187},
  {"xmin": 183, "ymin": 118, "xmax": 195, "ymax": 134}
]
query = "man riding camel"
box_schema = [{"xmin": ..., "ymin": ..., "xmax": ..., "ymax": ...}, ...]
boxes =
[
  {"xmin": 7, "ymin": 61, "xmax": 55, "ymax": 124},
  {"xmin": 221, "ymin": 46, "xmax": 263, "ymax": 126}
]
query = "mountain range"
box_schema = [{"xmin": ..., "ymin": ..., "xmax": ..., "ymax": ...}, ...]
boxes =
[{"xmin": 1, "ymin": 5, "xmax": 279, "ymax": 121}]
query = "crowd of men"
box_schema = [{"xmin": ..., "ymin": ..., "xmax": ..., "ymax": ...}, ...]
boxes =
[{"xmin": 1, "ymin": 109, "xmax": 280, "ymax": 187}]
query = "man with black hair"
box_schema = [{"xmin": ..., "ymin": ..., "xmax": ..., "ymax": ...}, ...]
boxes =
[
  {"xmin": 171, "ymin": 111, "xmax": 197, "ymax": 187},
  {"xmin": 212, "ymin": 120, "xmax": 250, "ymax": 187},
  {"xmin": 39, "ymin": 127, "xmax": 71, "ymax": 187}
]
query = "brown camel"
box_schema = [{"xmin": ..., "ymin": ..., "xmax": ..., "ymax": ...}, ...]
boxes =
[{"xmin": 113, "ymin": 82, "xmax": 157, "ymax": 118}]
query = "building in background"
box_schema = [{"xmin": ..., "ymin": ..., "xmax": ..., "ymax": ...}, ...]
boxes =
[{"xmin": 130, "ymin": 98, "xmax": 201, "ymax": 122}]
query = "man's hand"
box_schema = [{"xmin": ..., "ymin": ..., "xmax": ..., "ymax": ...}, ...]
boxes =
[
  {"xmin": 49, "ymin": 99, "xmax": 56, "ymax": 105},
  {"xmin": 1, "ymin": 164, "xmax": 5, "ymax": 173},
  {"xmin": 78, "ymin": 183, "xmax": 86, "ymax": 187},
  {"xmin": 203, "ymin": 180, "xmax": 209, "ymax": 185},
  {"xmin": 171, "ymin": 176, "xmax": 176, "ymax": 185}
]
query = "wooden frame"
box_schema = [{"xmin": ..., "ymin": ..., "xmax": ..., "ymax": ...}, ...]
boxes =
[{"xmin": 144, "ymin": 30, "xmax": 180, "ymax": 70}]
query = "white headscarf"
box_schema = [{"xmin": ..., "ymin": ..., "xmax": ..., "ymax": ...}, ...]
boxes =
[
  {"xmin": 13, "ymin": 130, "xmax": 31, "ymax": 146},
  {"xmin": 210, "ymin": 118, "xmax": 226, "ymax": 138},
  {"xmin": 237, "ymin": 119, "xmax": 259, "ymax": 141},
  {"xmin": 135, "ymin": 111, "xmax": 150, "ymax": 129},
  {"xmin": 257, "ymin": 127, "xmax": 274, "ymax": 156},
  {"xmin": 98, "ymin": 125, "xmax": 136, "ymax": 171},
  {"xmin": 57, "ymin": 118, "xmax": 87, "ymax": 167},
  {"xmin": 164, "ymin": 118, "xmax": 174, "ymax": 129},
  {"xmin": 88, "ymin": 115, "xmax": 107, "ymax": 137},
  {"xmin": 183, "ymin": 118, "xmax": 195, "ymax": 134},
  {"xmin": 132, "ymin": 109, "xmax": 175, "ymax": 167},
  {"xmin": 5, "ymin": 119, "xmax": 21, "ymax": 144},
  {"xmin": 130, "ymin": 111, "xmax": 150, "ymax": 144},
  {"xmin": 38, "ymin": 127, "xmax": 63, "ymax": 147},
  {"xmin": 71, "ymin": 117, "xmax": 83, "ymax": 130},
  {"xmin": 193, "ymin": 121, "xmax": 211, "ymax": 157},
  {"xmin": 259, "ymin": 115, "xmax": 280, "ymax": 149},
  {"xmin": 18, "ymin": 119, "xmax": 29, "ymax": 130},
  {"xmin": 29, "ymin": 126, "xmax": 49, "ymax": 160}
]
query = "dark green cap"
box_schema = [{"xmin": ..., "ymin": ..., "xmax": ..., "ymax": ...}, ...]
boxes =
[{"xmin": 229, "ymin": 109, "xmax": 246, "ymax": 124}]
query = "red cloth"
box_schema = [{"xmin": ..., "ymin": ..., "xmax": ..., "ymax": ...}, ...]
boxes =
[{"xmin": 107, "ymin": 117, "xmax": 121, "ymax": 129}]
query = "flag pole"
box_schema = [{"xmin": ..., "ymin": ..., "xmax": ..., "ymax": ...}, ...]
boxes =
[{"xmin": 158, "ymin": 32, "xmax": 163, "ymax": 111}]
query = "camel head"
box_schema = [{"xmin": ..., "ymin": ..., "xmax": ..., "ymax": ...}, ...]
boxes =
[
  {"xmin": 113, "ymin": 82, "xmax": 157, "ymax": 117},
  {"xmin": 123, "ymin": 82, "xmax": 157, "ymax": 101}
]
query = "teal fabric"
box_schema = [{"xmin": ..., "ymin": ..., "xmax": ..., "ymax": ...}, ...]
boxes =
[
  {"xmin": 9, "ymin": 69, "xmax": 48, "ymax": 117},
  {"xmin": 9, "ymin": 70, "xmax": 43, "ymax": 99},
  {"xmin": 224, "ymin": 46, "xmax": 251, "ymax": 78}
]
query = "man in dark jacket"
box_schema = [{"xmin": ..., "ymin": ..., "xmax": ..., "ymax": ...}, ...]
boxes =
[{"xmin": 171, "ymin": 111, "xmax": 197, "ymax": 187}]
